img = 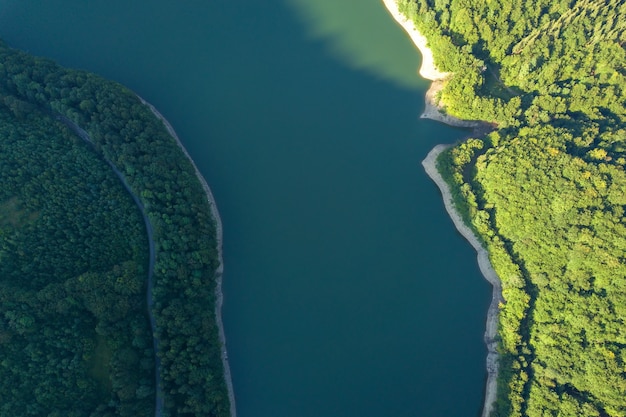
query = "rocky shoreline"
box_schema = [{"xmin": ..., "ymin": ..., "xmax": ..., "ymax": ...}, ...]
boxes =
[
  {"xmin": 139, "ymin": 97, "xmax": 237, "ymax": 417},
  {"xmin": 420, "ymin": 80, "xmax": 490, "ymax": 132},
  {"xmin": 382, "ymin": 1, "xmax": 502, "ymax": 416},
  {"xmin": 421, "ymin": 145, "xmax": 503, "ymax": 417}
]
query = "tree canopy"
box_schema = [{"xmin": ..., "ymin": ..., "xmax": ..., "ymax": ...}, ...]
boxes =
[
  {"xmin": 401, "ymin": 0, "xmax": 626, "ymax": 415},
  {"xmin": 0, "ymin": 40, "xmax": 230, "ymax": 416},
  {"xmin": 0, "ymin": 103, "xmax": 154, "ymax": 416}
]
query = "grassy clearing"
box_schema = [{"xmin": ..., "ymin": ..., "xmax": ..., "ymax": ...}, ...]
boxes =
[
  {"xmin": 0, "ymin": 197, "xmax": 39, "ymax": 229},
  {"xmin": 87, "ymin": 334, "xmax": 114, "ymax": 395}
]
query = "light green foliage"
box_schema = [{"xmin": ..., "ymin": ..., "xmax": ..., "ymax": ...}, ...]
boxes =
[
  {"xmin": 410, "ymin": 0, "xmax": 626, "ymax": 414},
  {"xmin": 476, "ymin": 130, "xmax": 626, "ymax": 415},
  {"xmin": 399, "ymin": 0, "xmax": 626, "ymax": 126}
]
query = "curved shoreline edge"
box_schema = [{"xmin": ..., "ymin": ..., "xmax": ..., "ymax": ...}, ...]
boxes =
[
  {"xmin": 138, "ymin": 97, "xmax": 237, "ymax": 417},
  {"xmin": 380, "ymin": 0, "xmax": 448, "ymax": 82},
  {"xmin": 422, "ymin": 145, "xmax": 502, "ymax": 417},
  {"xmin": 381, "ymin": 1, "xmax": 503, "ymax": 415},
  {"xmin": 381, "ymin": 0, "xmax": 485, "ymax": 130}
]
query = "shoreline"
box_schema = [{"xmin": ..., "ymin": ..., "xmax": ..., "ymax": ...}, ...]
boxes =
[
  {"xmin": 380, "ymin": 0, "xmax": 449, "ymax": 82},
  {"xmin": 420, "ymin": 81, "xmax": 488, "ymax": 131},
  {"xmin": 382, "ymin": 1, "xmax": 503, "ymax": 415},
  {"xmin": 422, "ymin": 145, "xmax": 502, "ymax": 417},
  {"xmin": 380, "ymin": 0, "xmax": 487, "ymax": 130},
  {"xmin": 138, "ymin": 97, "xmax": 237, "ymax": 417}
]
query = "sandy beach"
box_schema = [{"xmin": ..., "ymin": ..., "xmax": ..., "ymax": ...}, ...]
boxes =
[
  {"xmin": 381, "ymin": 0, "xmax": 448, "ymax": 82},
  {"xmin": 422, "ymin": 145, "xmax": 503, "ymax": 417},
  {"xmin": 139, "ymin": 97, "xmax": 237, "ymax": 417}
]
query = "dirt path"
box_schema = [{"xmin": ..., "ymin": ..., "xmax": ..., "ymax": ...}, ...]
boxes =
[
  {"xmin": 56, "ymin": 114, "xmax": 164, "ymax": 417},
  {"xmin": 60, "ymin": 102, "xmax": 237, "ymax": 416}
]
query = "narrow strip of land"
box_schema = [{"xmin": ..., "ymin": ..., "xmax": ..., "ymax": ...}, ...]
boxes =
[
  {"xmin": 59, "ymin": 103, "xmax": 237, "ymax": 417},
  {"xmin": 138, "ymin": 97, "xmax": 237, "ymax": 417},
  {"xmin": 58, "ymin": 94, "xmax": 236, "ymax": 417},
  {"xmin": 422, "ymin": 145, "xmax": 503, "ymax": 417}
]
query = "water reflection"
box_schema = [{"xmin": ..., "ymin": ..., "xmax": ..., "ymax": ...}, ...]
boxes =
[{"xmin": 284, "ymin": 0, "xmax": 425, "ymax": 90}]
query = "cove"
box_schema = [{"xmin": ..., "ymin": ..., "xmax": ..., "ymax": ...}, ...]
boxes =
[{"xmin": 0, "ymin": 0, "xmax": 491, "ymax": 416}]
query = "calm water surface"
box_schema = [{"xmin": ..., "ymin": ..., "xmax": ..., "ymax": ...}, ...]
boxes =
[{"xmin": 0, "ymin": 1, "xmax": 490, "ymax": 415}]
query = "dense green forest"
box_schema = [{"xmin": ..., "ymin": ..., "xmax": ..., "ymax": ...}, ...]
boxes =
[
  {"xmin": 0, "ymin": 40, "xmax": 229, "ymax": 416},
  {"xmin": 0, "ymin": 105, "xmax": 154, "ymax": 415},
  {"xmin": 399, "ymin": 0, "xmax": 626, "ymax": 416}
]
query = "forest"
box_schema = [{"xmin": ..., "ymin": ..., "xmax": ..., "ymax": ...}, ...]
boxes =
[
  {"xmin": 0, "ymin": 40, "xmax": 230, "ymax": 416},
  {"xmin": 0, "ymin": 105, "xmax": 154, "ymax": 415},
  {"xmin": 399, "ymin": 0, "xmax": 626, "ymax": 415}
]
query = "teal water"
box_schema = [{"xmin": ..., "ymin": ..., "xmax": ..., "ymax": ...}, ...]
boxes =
[{"xmin": 0, "ymin": 1, "xmax": 490, "ymax": 416}]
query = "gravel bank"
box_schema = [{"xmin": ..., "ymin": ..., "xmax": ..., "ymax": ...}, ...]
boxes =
[{"xmin": 422, "ymin": 144, "xmax": 503, "ymax": 417}]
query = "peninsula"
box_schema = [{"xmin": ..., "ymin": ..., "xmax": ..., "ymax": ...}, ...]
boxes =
[
  {"xmin": 0, "ymin": 40, "xmax": 233, "ymax": 417},
  {"xmin": 138, "ymin": 97, "xmax": 237, "ymax": 417}
]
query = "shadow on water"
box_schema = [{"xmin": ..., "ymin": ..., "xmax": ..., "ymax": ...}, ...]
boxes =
[{"xmin": 283, "ymin": 0, "xmax": 424, "ymax": 90}]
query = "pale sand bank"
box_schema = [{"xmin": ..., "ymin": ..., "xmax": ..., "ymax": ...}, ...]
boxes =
[
  {"xmin": 139, "ymin": 97, "xmax": 237, "ymax": 417},
  {"xmin": 381, "ymin": 0, "xmax": 488, "ymax": 130},
  {"xmin": 422, "ymin": 145, "xmax": 503, "ymax": 417},
  {"xmin": 381, "ymin": 0, "xmax": 449, "ymax": 81}
]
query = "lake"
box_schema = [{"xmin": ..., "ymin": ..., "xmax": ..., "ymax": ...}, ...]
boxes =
[{"xmin": 0, "ymin": 0, "xmax": 490, "ymax": 415}]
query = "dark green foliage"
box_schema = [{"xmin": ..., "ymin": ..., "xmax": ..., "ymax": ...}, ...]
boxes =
[
  {"xmin": 401, "ymin": 0, "xmax": 626, "ymax": 415},
  {"xmin": 0, "ymin": 40, "xmax": 229, "ymax": 416},
  {"xmin": 0, "ymin": 107, "xmax": 154, "ymax": 416}
]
